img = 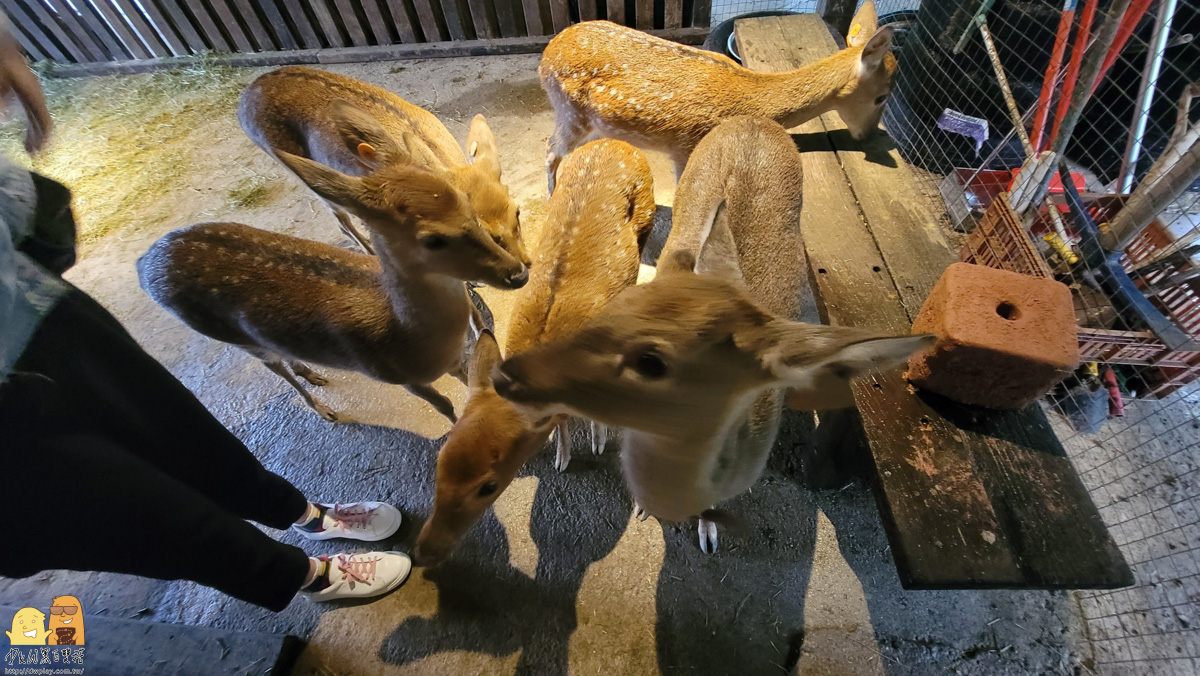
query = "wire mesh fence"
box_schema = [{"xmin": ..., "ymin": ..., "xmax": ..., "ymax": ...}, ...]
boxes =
[{"xmin": 873, "ymin": 0, "xmax": 1200, "ymax": 672}]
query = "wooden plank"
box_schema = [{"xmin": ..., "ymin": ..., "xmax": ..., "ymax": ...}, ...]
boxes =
[
  {"xmin": 132, "ymin": 0, "xmax": 190, "ymax": 55},
  {"xmin": 83, "ymin": 0, "xmax": 148, "ymax": 59},
  {"xmin": 14, "ymin": 0, "xmax": 90, "ymax": 61},
  {"xmin": 736, "ymin": 15, "xmax": 1132, "ymax": 590},
  {"xmin": 577, "ymin": 0, "xmax": 595, "ymax": 22},
  {"xmin": 8, "ymin": 18, "xmax": 48, "ymax": 59},
  {"xmin": 691, "ymin": 0, "xmax": 709, "ymax": 28},
  {"xmin": 110, "ymin": 0, "xmax": 171, "ymax": 56},
  {"xmin": 378, "ymin": 0, "xmax": 418, "ymax": 43},
  {"xmin": 229, "ymin": 0, "xmax": 277, "ymax": 48},
  {"xmin": 664, "ymin": 0, "xmax": 681, "ymax": 29},
  {"xmin": 182, "ymin": 0, "xmax": 233, "ymax": 51},
  {"xmin": 156, "ymin": 0, "xmax": 209, "ymax": 53},
  {"xmin": 521, "ymin": 0, "xmax": 541, "ymax": 35},
  {"xmin": 253, "ymin": 0, "xmax": 299, "ymax": 50},
  {"xmin": 493, "ymin": 0, "xmax": 519, "ymax": 37},
  {"xmin": 330, "ymin": 0, "xmax": 369, "ymax": 45},
  {"xmin": 634, "ymin": 0, "xmax": 650, "ymax": 30},
  {"xmin": 547, "ymin": 0, "xmax": 566, "ymax": 33},
  {"xmin": 307, "ymin": 0, "xmax": 346, "ymax": 47},
  {"xmin": 279, "ymin": 0, "xmax": 321, "ymax": 48},
  {"xmin": 206, "ymin": 0, "xmax": 254, "ymax": 51},
  {"xmin": 440, "ymin": 0, "xmax": 468, "ymax": 41},
  {"xmin": 72, "ymin": 0, "xmax": 127, "ymax": 58},
  {"xmin": 356, "ymin": 0, "xmax": 391, "ymax": 44},
  {"xmin": 604, "ymin": 0, "xmax": 621, "ymax": 25},
  {"xmin": 43, "ymin": 0, "xmax": 108, "ymax": 61},
  {"xmin": 409, "ymin": 0, "xmax": 442, "ymax": 42},
  {"xmin": 2, "ymin": 0, "xmax": 69, "ymax": 60},
  {"xmin": 466, "ymin": 0, "xmax": 495, "ymax": 39}
]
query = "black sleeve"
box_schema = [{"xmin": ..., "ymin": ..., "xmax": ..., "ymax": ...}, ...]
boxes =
[{"xmin": 17, "ymin": 172, "xmax": 77, "ymax": 275}]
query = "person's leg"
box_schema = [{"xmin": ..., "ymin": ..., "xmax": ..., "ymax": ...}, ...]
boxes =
[
  {"xmin": 0, "ymin": 433, "xmax": 311, "ymax": 612},
  {"xmin": 12, "ymin": 288, "xmax": 308, "ymax": 529}
]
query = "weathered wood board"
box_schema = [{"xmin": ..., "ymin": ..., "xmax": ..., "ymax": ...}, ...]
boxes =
[{"xmin": 736, "ymin": 14, "xmax": 1132, "ymax": 590}]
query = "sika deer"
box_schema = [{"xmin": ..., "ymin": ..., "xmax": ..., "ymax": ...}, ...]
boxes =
[
  {"xmin": 138, "ymin": 156, "xmax": 529, "ymax": 424},
  {"xmin": 239, "ymin": 65, "xmax": 529, "ymax": 265},
  {"xmin": 539, "ymin": 1, "xmax": 895, "ymax": 192},
  {"xmin": 494, "ymin": 117, "xmax": 932, "ymax": 552},
  {"xmin": 415, "ymin": 140, "xmax": 655, "ymax": 566}
]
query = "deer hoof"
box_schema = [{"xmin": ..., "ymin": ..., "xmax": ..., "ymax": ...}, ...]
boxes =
[
  {"xmin": 555, "ymin": 448, "xmax": 571, "ymax": 473},
  {"xmin": 314, "ymin": 403, "xmax": 339, "ymax": 422},
  {"xmin": 304, "ymin": 373, "xmax": 328, "ymax": 387},
  {"xmin": 633, "ymin": 504, "xmax": 649, "ymax": 522},
  {"xmin": 698, "ymin": 519, "xmax": 718, "ymax": 554}
]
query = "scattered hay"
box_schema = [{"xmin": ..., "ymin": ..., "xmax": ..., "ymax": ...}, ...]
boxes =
[
  {"xmin": 0, "ymin": 57, "xmax": 250, "ymax": 244},
  {"xmin": 225, "ymin": 175, "xmax": 279, "ymax": 209}
]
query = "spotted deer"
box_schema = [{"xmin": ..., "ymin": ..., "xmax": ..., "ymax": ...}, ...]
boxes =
[
  {"xmin": 239, "ymin": 65, "xmax": 529, "ymax": 266},
  {"xmin": 494, "ymin": 118, "xmax": 932, "ymax": 553},
  {"xmin": 538, "ymin": 2, "xmax": 896, "ymax": 192},
  {"xmin": 138, "ymin": 156, "xmax": 529, "ymax": 424},
  {"xmin": 415, "ymin": 140, "xmax": 655, "ymax": 566}
]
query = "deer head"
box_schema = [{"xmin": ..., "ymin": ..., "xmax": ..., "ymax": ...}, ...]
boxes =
[
  {"xmin": 493, "ymin": 251, "xmax": 932, "ymax": 436},
  {"xmin": 416, "ymin": 330, "xmax": 557, "ymax": 566},
  {"xmin": 831, "ymin": 1, "xmax": 898, "ymax": 140},
  {"xmin": 277, "ymin": 151, "xmax": 529, "ymax": 289}
]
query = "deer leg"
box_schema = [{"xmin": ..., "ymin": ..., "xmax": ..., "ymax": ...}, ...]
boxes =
[
  {"xmin": 331, "ymin": 205, "xmax": 375, "ymax": 255},
  {"xmin": 405, "ymin": 383, "xmax": 457, "ymax": 423},
  {"xmin": 671, "ymin": 149, "xmax": 693, "ymax": 184},
  {"xmin": 261, "ymin": 359, "xmax": 338, "ymax": 422},
  {"xmin": 589, "ymin": 420, "xmax": 608, "ymax": 455},
  {"xmin": 554, "ymin": 417, "xmax": 571, "ymax": 472},
  {"xmin": 633, "ymin": 503, "xmax": 649, "ymax": 522},
  {"xmin": 698, "ymin": 517, "xmax": 719, "ymax": 554},
  {"xmin": 289, "ymin": 361, "xmax": 327, "ymax": 386},
  {"xmin": 546, "ymin": 114, "xmax": 587, "ymax": 195}
]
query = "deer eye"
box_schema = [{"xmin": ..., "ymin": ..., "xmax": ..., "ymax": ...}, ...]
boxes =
[
  {"xmin": 626, "ymin": 346, "xmax": 668, "ymax": 379},
  {"xmin": 478, "ymin": 481, "xmax": 498, "ymax": 497},
  {"xmin": 874, "ymin": 94, "xmax": 888, "ymax": 106},
  {"xmin": 492, "ymin": 233, "xmax": 505, "ymax": 246},
  {"xmin": 421, "ymin": 235, "xmax": 449, "ymax": 250}
]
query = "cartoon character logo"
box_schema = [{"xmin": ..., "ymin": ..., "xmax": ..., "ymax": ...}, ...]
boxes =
[
  {"xmin": 46, "ymin": 595, "xmax": 84, "ymax": 645},
  {"xmin": 5, "ymin": 607, "xmax": 47, "ymax": 645}
]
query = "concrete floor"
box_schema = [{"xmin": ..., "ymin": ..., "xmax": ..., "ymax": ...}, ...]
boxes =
[{"xmin": 0, "ymin": 55, "xmax": 1096, "ymax": 674}]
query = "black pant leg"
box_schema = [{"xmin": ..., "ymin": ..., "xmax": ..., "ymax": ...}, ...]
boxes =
[
  {"xmin": 0, "ymin": 433, "xmax": 310, "ymax": 612},
  {"xmin": 8, "ymin": 288, "xmax": 308, "ymax": 529}
]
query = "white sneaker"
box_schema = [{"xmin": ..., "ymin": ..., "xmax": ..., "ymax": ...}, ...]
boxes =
[
  {"xmin": 293, "ymin": 502, "xmax": 402, "ymax": 542},
  {"xmin": 302, "ymin": 552, "xmax": 412, "ymax": 602}
]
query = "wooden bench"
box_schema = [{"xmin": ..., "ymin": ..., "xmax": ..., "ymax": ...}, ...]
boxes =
[{"xmin": 735, "ymin": 14, "xmax": 1133, "ymax": 590}]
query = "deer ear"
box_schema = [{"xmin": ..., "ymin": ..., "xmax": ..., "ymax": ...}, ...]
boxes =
[
  {"xmin": 847, "ymin": 0, "xmax": 879, "ymax": 46},
  {"xmin": 696, "ymin": 200, "xmax": 744, "ymax": 282},
  {"xmin": 330, "ymin": 100, "xmax": 401, "ymax": 170},
  {"xmin": 469, "ymin": 329, "xmax": 503, "ymax": 391},
  {"xmin": 401, "ymin": 132, "xmax": 446, "ymax": 172},
  {"xmin": 764, "ymin": 324, "xmax": 934, "ymax": 392},
  {"xmin": 860, "ymin": 26, "xmax": 894, "ymax": 72},
  {"xmin": 467, "ymin": 114, "xmax": 503, "ymax": 180},
  {"xmin": 275, "ymin": 151, "xmax": 369, "ymax": 212},
  {"xmin": 658, "ymin": 250, "xmax": 697, "ymax": 275}
]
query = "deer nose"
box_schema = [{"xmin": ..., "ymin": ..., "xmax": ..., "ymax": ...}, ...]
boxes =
[
  {"xmin": 492, "ymin": 362, "xmax": 522, "ymax": 399},
  {"xmin": 505, "ymin": 266, "xmax": 529, "ymax": 289}
]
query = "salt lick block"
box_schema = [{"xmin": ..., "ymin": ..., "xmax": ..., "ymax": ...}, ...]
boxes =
[{"xmin": 906, "ymin": 263, "xmax": 1079, "ymax": 410}]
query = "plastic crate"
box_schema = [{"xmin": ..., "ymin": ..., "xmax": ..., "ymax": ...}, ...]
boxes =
[{"xmin": 960, "ymin": 194, "xmax": 1200, "ymax": 399}]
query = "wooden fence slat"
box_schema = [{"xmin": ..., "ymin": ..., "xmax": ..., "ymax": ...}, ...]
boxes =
[
  {"xmin": 43, "ymin": 0, "xmax": 108, "ymax": 61},
  {"xmin": 330, "ymin": 0, "xmax": 368, "ymax": 45},
  {"xmin": 85, "ymin": 0, "xmax": 150, "ymax": 58},
  {"xmin": 278, "ymin": 0, "xmax": 320, "ymax": 48},
  {"xmin": 1, "ymin": 0, "xmax": 68, "ymax": 60},
  {"xmin": 229, "ymin": 0, "xmax": 276, "ymax": 50},
  {"xmin": 520, "ymin": 0, "xmax": 540, "ymax": 34},
  {"xmin": 307, "ymin": 0, "xmax": 345, "ymax": 47},
  {"xmin": 493, "ymin": 0, "xmax": 519, "ymax": 37},
  {"xmin": 71, "ymin": 0, "xmax": 127, "ymax": 58},
  {"xmin": 465, "ymin": 0, "xmax": 494, "ymax": 39},
  {"xmin": 547, "ymin": 0, "xmax": 566, "ymax": 32},
  {"xmin": 379, "ymin": 0, "xmax": 417, "ymax": 42},
  {"xmin": 440, "ymin": 0, "xmax": 467, "ymax": 40},
  {"xmin": 664, "ymin": 0, "xmax": 681, "ymax": 28},
  {"xmin": 9, "ymin": 16, "xmax": 48, "ymax": 59},
  {"xmin": 691, "ymin": 0, "xmax": 710, "ymax": 27},
  {"xmin": 16, "ymin": 0, "xmax": 89, "ymax": 61},
  {"xmin": 635, "ymin": 0, "xmax": 651, "ymax": 29},
  {"xmin": 578, "ymin": 0, "xmax": 596, "ymax": 21},
  {"xmin": 181, "ymin": 0, "xmax": 231, "ymax": 51},
  {"xmin": 356, "ymin": 0, "xmax": 390, "ymax": 44},
  {"xmin": 206, "ymin": 0, "xmax": 254, "ymax": 51},
  {"xmin": 604, "ymin": 0, "xmax": 622, "ymax": 25},
  {"xmin": 154, "ymin": 0, "xmax": 207, "ymax": 53},
  {"xmin": 408, "ymin": 0, "xmax": 440, "ymax": 42},
  {"xmin": 133, "ymin": 0, "xmax": 189, "ymax": 55},
  {"xmin": 248, "ymin": 0, "xmax": 297, "ymax": 50},
  {"xmin": 111, "ymin": 0, "xmax": 171, "ymax": 56}
]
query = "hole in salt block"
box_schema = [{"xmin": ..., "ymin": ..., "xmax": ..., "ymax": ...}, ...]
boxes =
[
  {"xmin": 996, "ymin": 301, "xmax": 1020, "ymax": 321},
  {"xmin": 818, "ymin": 268, "xmax": 827, "ymax": 274}
]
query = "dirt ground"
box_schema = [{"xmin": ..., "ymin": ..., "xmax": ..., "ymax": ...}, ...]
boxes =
[{"xmin": 0, "ymin": 55, "xmax": 1097, "ymax": 675}]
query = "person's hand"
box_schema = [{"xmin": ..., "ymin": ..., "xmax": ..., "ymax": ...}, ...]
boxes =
[{"xmin": 0, "ymin": 22, "xmax": 49, "ymax": 153}]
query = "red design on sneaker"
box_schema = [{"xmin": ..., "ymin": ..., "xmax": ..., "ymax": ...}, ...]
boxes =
[{"xmin": 294, "ymin": 501, "xmax": 402, "ymax": 542}]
